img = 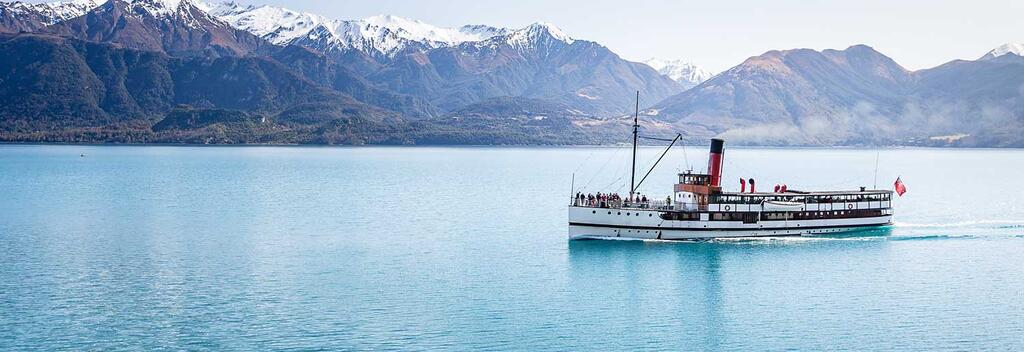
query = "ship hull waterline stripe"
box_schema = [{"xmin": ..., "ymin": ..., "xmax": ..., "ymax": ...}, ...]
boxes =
[{"xmin": 568, "ymin": 222, "xmax": 891, "ymax": 232}]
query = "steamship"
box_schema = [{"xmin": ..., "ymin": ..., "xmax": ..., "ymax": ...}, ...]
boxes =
[{"xmin": 567, "ymin": 98, "xmax": 895, "ymax": 241}]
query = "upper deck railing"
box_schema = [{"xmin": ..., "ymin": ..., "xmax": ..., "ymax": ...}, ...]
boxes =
[{"xmin": 572, "ymin": 198, "xmax": 680, "ymax": 210}]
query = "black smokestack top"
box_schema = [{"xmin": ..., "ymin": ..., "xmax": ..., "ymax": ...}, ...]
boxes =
[{"xmin": 710, "ymin": 138, "xmax": 725, "ymax": 154}]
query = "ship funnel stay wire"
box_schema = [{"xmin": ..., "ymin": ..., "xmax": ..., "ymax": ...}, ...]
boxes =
[
  {"xmin": 640, "ymin": 132, "xmax": 692, "ymax": 172},
  {"xmin": 579, "ymin": 144, "xmax": 628, "ymax": 192}
]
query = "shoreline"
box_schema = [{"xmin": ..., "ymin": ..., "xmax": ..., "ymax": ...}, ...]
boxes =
[{"xmin": 1, "ymin": 141, "xmax": 1021, "ymax": 150}]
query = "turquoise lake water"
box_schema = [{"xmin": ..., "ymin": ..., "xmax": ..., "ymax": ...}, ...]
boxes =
[{"xmin": 1, "ymin": 145, "xmax": 1023, "ymax": 350}]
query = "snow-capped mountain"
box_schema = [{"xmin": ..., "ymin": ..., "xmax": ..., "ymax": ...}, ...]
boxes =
[
  {"xmin": 642, "ymin": 58, "xmax": 713, "ymax": 88},
  {"xmin": 13, "ymin": 0, "xmax": 210, "ymax": 20},
  {"xmin": 0, "ymin": 0, "xmax": 102, "ymax": 32},
  {"xmin": 199, "ymin": 1, "xmax": 668, "ymax": 115},
  {"xmin": 200, "ymin": 2, "xmax": 329, "ymax": 45},
  {"xmin": 203, "ymin": 1, "xmax": 598, "ymax": 72},
  {"xmin": 3, "ymin": 0, "xmax": 235, "ymax": 31},
  {"xmin": 0, "ymin": 0, "xmax": 102, "ymax": 24},
  {"xmin": 2, "ymin": 0, "xmax": 682, "ymax": 121},
  {"xmin": 981, "ymin": 43, "xmax": 1024, "ymax": 60},
  {"xmin": 45, "ymin": 0, "xmax": 267, "ymax": 56},
  {"xmin": 362, "ymin": 14, "xmax": 509, "ymax": 48},
  {"xmin": 205, "ymin": 2, "xmax": 509, "ymax": 58},
  {"xmin": 496, "ymin": 22, "xmax": 574, "ymax": 58},
  {"xmin": 368, "ymin": 20, "xmax": 682, "ymax": 115},
  {"xmin": 504, "ymin": 22, "xmax": 573, "ymax": 46},
  {"xmin": 122, "ymin": 0, "xmax": 215, "ymax": 19},
  {"xmin": 4, "ymin": 0, "xmax": 580, "ymax": 61}
]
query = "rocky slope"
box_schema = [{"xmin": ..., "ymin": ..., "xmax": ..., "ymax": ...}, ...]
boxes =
[
  {"xmin": 44, "ymin": 0, "xmax": 269, "ymax": 56},
  {"xmin": 0, "ymin": 33, "xmax": 407, "ymax": 143},
  {"xmin": 0, "ymin": 0, "xmax": 102, "ymax": 32},
  {"xmin": 910, "ymin": 50, "xmax": 1024, "ymax": 147},
  {"xmin": 368, "ymin": 23, "xmax": 683, "ymax": 115},
  {"xmin": 203, "ymin": 3, "xmax": 684, "ymax": 115}
]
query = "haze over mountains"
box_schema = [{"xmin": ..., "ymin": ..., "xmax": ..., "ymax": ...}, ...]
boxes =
[
  {"xmin": 1, "ymin": 0, "xmax": 1022, "ymax": 146},
  {"xmin": 650, "ymin": 44, "xmax": 1024, "ymax": 146}
]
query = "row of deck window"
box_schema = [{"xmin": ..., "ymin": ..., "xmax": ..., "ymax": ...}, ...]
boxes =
[
  {"xmin": 710, "ymin": 193, "xmax": 892, "ymax": 205},
  {"xmin": 660, "ymin": 209, "xmax": 891, "ymax": 222}
]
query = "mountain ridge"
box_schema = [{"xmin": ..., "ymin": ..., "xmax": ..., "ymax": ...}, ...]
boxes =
[
  {"xmin": 1, "ymin": 0, "xmax": 1023, "ymax": 146},
  {"xmin": 2, "ymin": 0, "xmax": 685, "ymax": 116},
  {"xmin": 648, "ymin": 44, "xmax": 1024, "ymax": 146}
]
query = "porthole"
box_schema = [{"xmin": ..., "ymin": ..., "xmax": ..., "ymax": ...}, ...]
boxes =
[
  {"xmin": 649, "ymin": 214, "xmax": 653, "ymax": 217},
  {"xmin": 592, "ymin": 211, "xmax": 596, "ymax": 214},
  {"xmin": 618, "ymin": 212, "xmax": 621, "ymax": 215}
]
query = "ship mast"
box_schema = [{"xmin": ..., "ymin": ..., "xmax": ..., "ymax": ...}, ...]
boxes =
[{"xmin": 630, "ymin": 91, "xmax": 639, "ymax": 198}]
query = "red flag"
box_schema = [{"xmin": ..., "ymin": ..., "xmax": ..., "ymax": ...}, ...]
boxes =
[{"xmin": 894, "ymin": 177, "xmax": 907, "ymax": 197}]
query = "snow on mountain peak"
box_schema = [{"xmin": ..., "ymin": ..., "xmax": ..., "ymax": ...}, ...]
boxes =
[
  {"xmin": 204, "ymin": 1, "xmax": 580, "ymax": 58},
  {"xmin": 984, "ymin": 43, "xmax": 1024, "ymax": 59},
  {"xmin": 459, "ymin": 24, "xmax": 508, "ymax": 38},
  {"xmin": 111, "ymin": 0, "xmax": 236, "ymax": 30},
  {"xmin": 360, "ymin": 14, "xmax": 507, "ymax": 48},
  {"xmin": 3, "ymin": 0, "xmax": 593, "ymax": 64},
  {"xmin": 202, "ymin": 3, "xmax": 514, "ymax": 57},
  {"xmin": 498, "ymin": 21, "xmax": 575, "ymax": 54},
  {"xmin": 642, "ymin": 58, "xmax": 713, "ymax": 87},
  {"xmin": 205, "ymin": 2, "xmax": 329, "ymax": 45},
  {"xmin": 121, "ymin": 0, "xmax": 189, "ymax": 16},
  {"xmin": 3, "ymin": 0, "xmax": 104, "ymax": 24},
  {"xmin": 515, "ymin": 22, "xmax": 574, "ymax": 44},
  {"xmin": 14, "ymin": 0, "xmax": 582, "ymax": 58},
  {"xmin": 536, "ymin": 22, "xmax": 572, "ymax": 42}
]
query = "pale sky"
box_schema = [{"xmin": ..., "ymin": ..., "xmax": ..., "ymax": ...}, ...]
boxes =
[{"xmin": 43, "ymin": 0, "xmax": 1024, "ymax": 73}]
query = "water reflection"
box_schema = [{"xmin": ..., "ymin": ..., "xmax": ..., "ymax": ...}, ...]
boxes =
[{"xmin": 566, "ymin": 232, "xmax": 892, "ymax": 349}]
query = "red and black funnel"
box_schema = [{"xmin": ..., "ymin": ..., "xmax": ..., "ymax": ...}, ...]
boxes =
[{"xmin": 708, "ymin": 138, "xmax": 725, "ymax": 187}]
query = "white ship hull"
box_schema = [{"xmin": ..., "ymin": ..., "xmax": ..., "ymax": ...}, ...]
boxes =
[
  {"xmin": 568, "ymin": 206, "xmax": 892, "ymax": 240},
  {"xmin": 566, "ymin": 137, "xmax": 897, "ymax": 241}
]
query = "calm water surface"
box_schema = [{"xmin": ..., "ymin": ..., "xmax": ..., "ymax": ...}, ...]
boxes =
[{"xmin": 1, "ymin": 145, "xmax": 1023, "ymax": 350}]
